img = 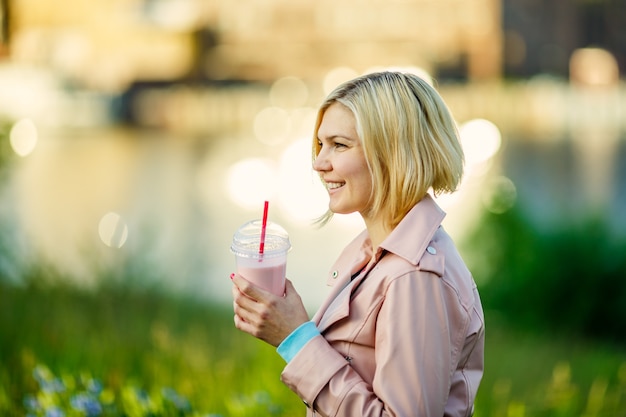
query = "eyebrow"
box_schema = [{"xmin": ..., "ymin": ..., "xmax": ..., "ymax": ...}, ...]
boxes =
[{"xmin": 317, "ymin": 134, "xmax": 356, "ymax": 143}]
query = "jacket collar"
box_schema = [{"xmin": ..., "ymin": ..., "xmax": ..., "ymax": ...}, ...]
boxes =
[
  {"xmin": 380, "ymin": 194, "xmax": 446, "ymax": 266},
  {"xmin": 323, "ymin": 193, "xmax": 446, "ymax": 289}
]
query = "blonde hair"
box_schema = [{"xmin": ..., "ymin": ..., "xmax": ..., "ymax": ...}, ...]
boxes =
[{"xmin": 313, "ymin": 71, "xmax": 464, "ymax": 229}]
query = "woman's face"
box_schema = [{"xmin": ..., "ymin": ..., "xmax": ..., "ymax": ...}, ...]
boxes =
[{"xmin": 313, "ymin": 103, "xmax": 373, "ymax": 218}]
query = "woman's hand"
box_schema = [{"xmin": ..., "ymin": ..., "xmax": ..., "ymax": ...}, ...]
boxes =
[{"xmin": 231, "ymin": 274, "xmax": 310, "ymax": 347}]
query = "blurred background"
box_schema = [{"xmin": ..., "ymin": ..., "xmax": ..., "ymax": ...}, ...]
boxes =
[{"xmin": 1, "ymin": 0, "xmax": 626, "ymax": 416}]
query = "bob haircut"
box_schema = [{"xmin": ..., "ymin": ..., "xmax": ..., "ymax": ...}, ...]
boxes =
[{"xmin": 313, "ymin": 71, "xmax": 464, "ymax": 229}]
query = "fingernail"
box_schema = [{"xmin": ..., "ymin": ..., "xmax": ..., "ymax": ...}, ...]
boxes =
[{"xmin": 229, "ymin": 273, "xmax": 235, "ymax": 280}]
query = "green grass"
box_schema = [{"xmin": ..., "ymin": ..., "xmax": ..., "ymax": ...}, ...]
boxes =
[
  {"xmin": 1, "ymin": 282, "xmax": 625, "ymax": 417},
  {"xmin": 477, "ymin": 313, "xmax": 626, "ymax": 417}
]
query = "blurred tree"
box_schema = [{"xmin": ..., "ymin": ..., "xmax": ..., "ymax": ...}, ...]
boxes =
[
  {"xmin": 0, "ymin": 0, "xmax": 7, "ymax": 49},
  {"xmin": 464, "ymin": 205, "xmax": 626, "ymax": 344},
  {"xmin": 0, "ymin": 117, "xmax": 12, "ymax": 177}
]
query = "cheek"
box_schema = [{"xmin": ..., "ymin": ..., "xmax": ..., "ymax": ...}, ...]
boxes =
[
  {"xmin": 357, "ymin": 162, "xmax": 373, "ymax": 190},
  {"xmin": 351, "ymin": 166, "xmax": 373, "ymax": 200},
  {"xmin": 361, "ymin": 176, "xmax": 374, "ymax": 200}
]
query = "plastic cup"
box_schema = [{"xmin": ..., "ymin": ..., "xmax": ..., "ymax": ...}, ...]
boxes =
[{"xmin": 231, "ymin": 219, "xmax": 291, "ymax": 296}]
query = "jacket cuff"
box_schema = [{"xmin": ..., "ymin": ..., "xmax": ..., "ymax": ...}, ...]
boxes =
[
  {"xmin": 281, "ymin": 335, "xmax": 349, "ymax": 407},
  {"xmin": 277, "ymin": 321, "xmax": 320, "ymax": 363}
]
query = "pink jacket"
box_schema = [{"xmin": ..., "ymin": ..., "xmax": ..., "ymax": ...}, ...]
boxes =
[{"xmin": 281, "ymin": 195, "xmax": 485, "ymax": 416}]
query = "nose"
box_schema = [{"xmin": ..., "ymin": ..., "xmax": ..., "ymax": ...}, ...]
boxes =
[{"xmin": 313, "ymin": 148, "xmax": 331, "ymax": 172}]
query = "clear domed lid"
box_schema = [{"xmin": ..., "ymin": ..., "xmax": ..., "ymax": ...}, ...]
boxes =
[{"xmin": 230, "ymin": 219, "xmax": 291, "ymax": 259}]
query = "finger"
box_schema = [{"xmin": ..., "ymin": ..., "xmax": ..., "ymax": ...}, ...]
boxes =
[
  {"xmin": 231, "ymin": 280, "xmax": 240, "ymax": 300},
  {"xmin": 284, "ymin": 278, "xmax": 296, "ymax": 295},
  {"xmin": 231, "ymin": 274, "xmax": 257, "ymax": 307},
  {"xmin": 233, "ymin": 284, "xmax": 272, "ymax": 326},
  {"xmin": 233, "ymin": 304, "xmax": 266, "ymax": 338},
  {"xmin": 233, "ymin": 285, "xmax": 258, "ymax": 318},
  {"xmin": 283, "ymin": 279, "xmax": 304, "ymax": 305},
  {"xmin": 232, "ymin": 273, "xmax": 273, "ymax": 302},
  {"xmin": 233, "ymin": 303, "xmax": 256, "ymax": 330},
  {"xmin": 234, "ymin": 312, "xmax": 253, "ymax": 333}
]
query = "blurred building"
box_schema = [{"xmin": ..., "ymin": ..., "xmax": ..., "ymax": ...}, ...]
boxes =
[
  {"xmin": 3, "ymin": 0, "xmax": 626, "ymax": 88},
  {"xmin": 1, "ymin": 0, "xmax": 502, "ymax": 90},
  {"xmin": 503, "ymin": 0, "xmax": 626, "ymax": 79},
  {"xmin": 503, "ymin": 0, "xmax": 577, "ymax": 78},
  {"xmin": 198, "ymin": 0, "xmax": 502, "ymax": 82}
]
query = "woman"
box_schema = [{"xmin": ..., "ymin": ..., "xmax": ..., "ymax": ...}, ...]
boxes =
[{"xmin": 231, "ymin": 71, "xmax": 485, "ymax": 416}]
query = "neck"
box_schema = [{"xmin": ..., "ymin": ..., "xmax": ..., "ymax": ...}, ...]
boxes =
[{"xmin": 363, "ymin": 216, "xmax": 391, "ymax": 252}]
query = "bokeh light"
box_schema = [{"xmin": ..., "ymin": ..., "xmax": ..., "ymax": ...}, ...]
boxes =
[
  {"xmin": 98, "ymin": 212, "xmax": 129, "ymax": 248},
  {"xmin": 481, "ymin": 175, "xmax": 517, "ymax": 214},
  {"xmin": 277, "ymin": 138, "xmax": 328, "ymax": 223},
  {"xmin": 253, "ymin": 106, "xmax": 291, "ymax": 146},
  {"xmin": 226, "ymin": 158, "xmax": 277, "ymax": 210},
  {"xmin": 269, "ymin": 76, "xmax": 309, "ymax": 108},
  {"xmin": 570, "ymin": 47, "xmax": 619, "ymax": 87},
  {"xmin": 9, "ymin": 118, "xmax": 38, "ymax": 157},
  {"xmin": 323, "ymin": 66, "xmax": 359, "ymax": 96},
  {"xmin": 459, "ymin": 118, "xmax": 502, "ymax": 169},
  {"xmin": 287, "ymin": 107, "xmax": 317, "ymax": 139}
]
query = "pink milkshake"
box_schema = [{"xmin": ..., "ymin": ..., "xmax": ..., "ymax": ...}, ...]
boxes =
[
  {"xmin": 231, "ymin": 219, "xmax": 291, "ymax": 296},
  {"xmin": 237, "ymin": 261, "xmax": 287, "ymax": 296}
]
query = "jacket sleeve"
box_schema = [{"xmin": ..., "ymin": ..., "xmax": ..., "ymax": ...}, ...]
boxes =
[{"xmin": 280, "ymin": 271, "xmax": 470, "ymax": 417}]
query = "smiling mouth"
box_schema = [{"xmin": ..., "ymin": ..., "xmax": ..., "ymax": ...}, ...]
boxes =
[{"xmin": 326, "ymin": 182, "xmax": 345, "ymax": 190}]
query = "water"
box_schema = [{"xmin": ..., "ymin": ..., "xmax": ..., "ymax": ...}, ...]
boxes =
[
  {"xmin": 0, "ymin": 126, "xmax": 364, "ymax": 309},
  {"xmin": 2, "ymin": 85, "xmax": 625, "ymax": 309}
]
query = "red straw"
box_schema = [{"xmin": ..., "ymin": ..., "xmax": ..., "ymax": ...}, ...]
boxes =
[{"xmin": 259, "ymin": 200, "xmax": 269, "ymax": 255}]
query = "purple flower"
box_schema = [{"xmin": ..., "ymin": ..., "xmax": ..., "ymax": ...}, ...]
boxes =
[
  {"xmin": 71, "ymin": 392, "xmax": 103, "ymax": 416},
  {"xmin": 32, "ymin": 365, "xmax": 51, "ymax": 384},
  {"xmin": 86, "ymin": 379, "xmax": 103, "ymax": 394},
  {"xmin": 161, "ymin": 387, "xmax": 191, "ymax": 411},
  {"xmin": 44, "ymin": 406, "xmax": 65, "ymax": 417},
  {"xmin": 41, "ymin": 378, "xmax": 66, "ymax": 394}
]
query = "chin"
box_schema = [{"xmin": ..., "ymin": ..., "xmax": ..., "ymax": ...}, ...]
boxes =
[{"xmin": 329, "ymin": 206, "xmax": 353, "ymax": 216}]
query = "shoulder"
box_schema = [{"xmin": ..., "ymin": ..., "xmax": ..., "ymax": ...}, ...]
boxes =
[
  {"xmin": 419, "ymin": 227, "xmax": 477, "ymax": 311},
  {"xmin": 379, "ymin": 228, "xmax": 476, "ymax": 311}
]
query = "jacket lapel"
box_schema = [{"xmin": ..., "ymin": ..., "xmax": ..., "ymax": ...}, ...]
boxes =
[
  {"xmin": 313, "ymin": 230, "xmax": 371, "ymax": 331},
  {"xmin": 315, "ymin": 276, "xmax": 355, "ymax": 332}
]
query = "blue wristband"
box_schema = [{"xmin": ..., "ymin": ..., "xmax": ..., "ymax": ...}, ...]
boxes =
[{"xmin": 277, "ymin": 321, "xmax": 320, "ymax": 363}]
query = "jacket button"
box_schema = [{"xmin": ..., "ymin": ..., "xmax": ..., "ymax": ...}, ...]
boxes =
[
  {"xmin": 303, "ymin": 400, "xmax": 310, "ymax": 407},
  {"xmin": 331, "ymin": 270, "xmax": 338, "ymax": 278},
  {"xmin": 426, "ymin": 246, "xmax": 437, "ymax": 255}
]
